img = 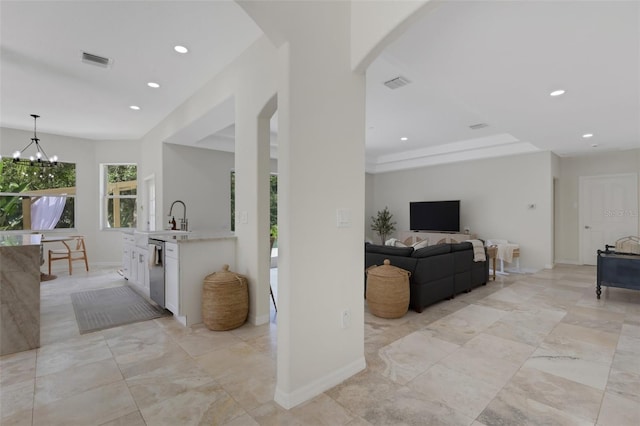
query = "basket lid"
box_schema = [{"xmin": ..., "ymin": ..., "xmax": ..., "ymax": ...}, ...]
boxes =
[
  {"xmin": 367, "ymin": 259, "xmax": 410, "ymax": 278},
  {"xmin": 205, "ymin": 264, "xmax": 246, "ymax": 284}
]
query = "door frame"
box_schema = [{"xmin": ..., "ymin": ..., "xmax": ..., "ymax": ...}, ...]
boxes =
[
  {"xmin": 143, "ymin": 174, "xmax": 156, "ymax": 231},
  {"xmin": 578, "ymin": 172, "xmax": 638, "ymax": 265}
]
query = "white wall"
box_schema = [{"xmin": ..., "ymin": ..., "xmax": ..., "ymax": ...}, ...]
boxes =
[
  {"xmin": 555, "ymin": 149, "xmax": 640, "ymax": 264},
  {"xmin": 370, "ymin": 151, "xmax": 555, "ymax": 271},
  {"xmin": 0, "ymin": 127, "xmax": 139, "ymax": 266},
  {"xmin": 162, "ymin": 143, "xmax": 278, "ymax": 233},
  {"xmin": 350, "ymin": 0, "xmax": 430, "ymax": 71},
  {"xmin": 93, "ymin": 139, "xmax": 142, "ymax": 264},
  {"xmin": 365, "ymin": 172, "xmax": 375, "ymax": 242},
  {"xmin": 162, "ymin": 144, "xmax": 234, "ymax": 233}
]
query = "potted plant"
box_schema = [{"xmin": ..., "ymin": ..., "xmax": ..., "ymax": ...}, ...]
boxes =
[{"xmin": 371, "ymin": 206, "xmax": 396, "ymax": 244}]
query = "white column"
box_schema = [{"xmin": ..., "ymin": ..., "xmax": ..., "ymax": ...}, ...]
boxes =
[
  {"xmin": 272, "ymin": 2, "xmax": 366, "ymax": 408},
  {"xmin": 235, "ymin": 83, "xmax": 278, "ymax": 325}
]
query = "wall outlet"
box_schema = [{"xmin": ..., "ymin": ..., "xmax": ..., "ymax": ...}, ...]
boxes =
[{"xmin": 341, "ymin": 309, "xmax": 351, "ymax": 329}]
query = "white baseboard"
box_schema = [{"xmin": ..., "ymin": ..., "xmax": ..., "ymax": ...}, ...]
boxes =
[
  {"xmin": 274, "ymin": 356, "xmax": 366, "ymax": 410},
  {"xmin": 251, "ymin": 313, "xmax": 270, "ymax": 326},
  {"xmin": 554, "ymin": 259, "xmax": 582, "ymax": 265},
  {"xmin": 91, "ymin": 262, "xmax": 121, "ymax": 267}
]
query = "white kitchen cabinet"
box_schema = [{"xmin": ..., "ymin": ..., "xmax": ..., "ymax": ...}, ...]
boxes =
[
  {"xmin": 122, "ymin": 232, "xmax": 151, "ymax": 297},
  {"xmin": 135, "ymin": 248, "xmax": 149, "ymax": 294},
  {"xmin": 164, "ymin": 242, "xmax": 179, "ymax": 315},
  {"xmin": 130, "ymin": 248, "xmax": 138, "ymax": 284},
  {"xmin": 122, "ymin": 234, "xmax": 134, "ymax": 281}
]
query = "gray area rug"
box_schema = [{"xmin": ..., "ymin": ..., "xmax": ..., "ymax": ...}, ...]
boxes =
[{"xmin": 71, "ymin": 285, "xmax": 168, "ymax": 334}]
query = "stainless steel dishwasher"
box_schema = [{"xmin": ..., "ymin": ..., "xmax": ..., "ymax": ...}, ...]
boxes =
[{"xmin": 148, "ymin": 238, "xmax": 165, "ymax": 308}]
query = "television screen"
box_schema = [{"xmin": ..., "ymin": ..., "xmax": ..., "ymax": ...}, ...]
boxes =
[{"xmin": 410, "ymin": 200, "xmax": 460, "ymax": 232}]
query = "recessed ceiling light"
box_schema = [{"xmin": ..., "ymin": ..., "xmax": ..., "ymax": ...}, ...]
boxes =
[
  {"xmin": 174, "ymin": 45, "xmax": 189, "ymax": 54},
  {"xmin": 582, "ymin": 133, "xmax": 594, "ymax": 138},
  {"xmin": 550, "ymin": 89, "xmax": 565, "ymax": 97},
  {"xmin": 147, "ymin": 82, "xmax": 160, "ymax": 88},
  {"xmin": 129, "ymin": 105, "xmax": 140, "ymax": 110},
  {"xmin": 400, "ymin": 137, "xmax": 408, "ymax": 141}
]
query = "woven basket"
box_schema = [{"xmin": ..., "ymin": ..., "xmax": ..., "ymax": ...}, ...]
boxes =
[
  {"xmin": 366, "ymin": 259, "xmax": 410, "ymax": 319},
  {"xmin": 202, "ymin": 264, "xmax": 249, "ymax": 331}
]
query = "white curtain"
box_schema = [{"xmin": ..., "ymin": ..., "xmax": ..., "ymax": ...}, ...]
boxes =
[{"xmin": 31, "ymin": 196, "xmax": 66, "ymax": 230}]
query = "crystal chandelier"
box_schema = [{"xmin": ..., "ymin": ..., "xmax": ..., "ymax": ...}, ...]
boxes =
[{"xmin": 12, "ymin": 114, "xmax": 59, "ymax": 167}]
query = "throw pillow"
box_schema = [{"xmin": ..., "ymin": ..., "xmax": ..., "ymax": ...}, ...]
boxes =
[
  {"xmin": 385, "ymin": 238, "xmax": 407, "ymax": 247},
  {"xmin": 412, "ymin": 240, "xmax": 429, "ymax": 250}
]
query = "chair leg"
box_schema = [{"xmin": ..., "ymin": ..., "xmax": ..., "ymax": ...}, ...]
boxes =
[
  {"xmin": 69, "ymin": 258, "xmax": 73, "ymax": 275},
  {"xmin": 270, "ymin": 286, "xmax": 277, "ymax": 312},
  {"xmin": 83, "ymin": 255, "xmax": 89, "ymax": 271},
  {"xmin": 48, "ymin": 251, "xmax": 52, "ymax": 276}
]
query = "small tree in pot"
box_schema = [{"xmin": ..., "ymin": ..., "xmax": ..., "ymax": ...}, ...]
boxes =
[{"xmin": 371, "ymin": 206, "xmax": 396, "ymax": 244}]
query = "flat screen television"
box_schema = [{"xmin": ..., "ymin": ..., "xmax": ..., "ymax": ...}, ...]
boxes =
[{"xmin": 410, "ymin": 200, "xmax": 460, "ymax": 232}]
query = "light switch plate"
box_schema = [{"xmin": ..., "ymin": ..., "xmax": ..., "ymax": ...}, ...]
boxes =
[{"xmin": 336, "ymin": 208, "xmax": 351, "ymax": 228}]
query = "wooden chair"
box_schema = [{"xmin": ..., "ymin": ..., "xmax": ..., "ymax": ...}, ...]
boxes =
[{"xmin": 48, "ymin": 236, "xmax": 89, "ymax": 275}]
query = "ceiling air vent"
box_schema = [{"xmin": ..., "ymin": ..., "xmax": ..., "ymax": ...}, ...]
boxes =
[
  {"xmin": 469, "ymin": 123, "xmax": 489, "ymax": 130},
  {"xmin": 383, "ymin": 76, "xmax": 411, "ymax": 90},
  {"xmin": 81, "ymin": 51, "xmax": 112, "ymax": 68}
]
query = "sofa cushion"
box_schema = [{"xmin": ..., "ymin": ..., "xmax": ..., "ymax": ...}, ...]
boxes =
[
  {"xmin": 366, "ymin": 244, "xmax": 414, "ymax": 257},
  {"xmin": 412, "ymin": 243, "xmax": 451, "ymax": 258},
  {"xmin": 451, "ymin": 242, "xmax": 472, "ymax": 252}
]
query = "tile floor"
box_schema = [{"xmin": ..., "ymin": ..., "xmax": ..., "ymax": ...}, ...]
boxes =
[{"xmin": 1, "ymin": 265, "xmax": 639, "ymax": 425}]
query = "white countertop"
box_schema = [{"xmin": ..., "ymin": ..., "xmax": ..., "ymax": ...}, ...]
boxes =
[{"xmin": 144, "ymin": 231, "xmax": 236, "ymax": 243}]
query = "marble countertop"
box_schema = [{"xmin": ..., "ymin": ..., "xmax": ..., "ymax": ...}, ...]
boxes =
[
  {"xmin": 0, "ymin": 234, "xmax": 42, "ymax": 247},
  {"xmin": 144, "ymin": 231, "xmax": 236, "ymax": 243}
]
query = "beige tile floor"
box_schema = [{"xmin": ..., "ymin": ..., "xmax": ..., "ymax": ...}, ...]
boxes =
[{"xmin": 1, "ymin": 264, "xmax": 639, "ymax": 425}]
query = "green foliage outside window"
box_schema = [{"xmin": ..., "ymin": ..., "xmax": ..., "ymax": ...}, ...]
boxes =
[
  {"xmin": 104, "ymin": 164, "xmax": 137, "ymax": 229},
  {"xmin": 230, "ymin": 171, "xmax": 277, "ymax": 234},
  {"xmin": 0, "ymin": 159, "xmax": 76, "ymax": 231}
]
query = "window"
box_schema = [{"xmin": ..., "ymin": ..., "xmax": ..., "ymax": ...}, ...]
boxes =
[
  {"xmin": 101, "ymin": 164, "xmax": 137, "ymax": 229},
  {"xmin": 0, "ymin": 158, "xmax": 76, "ymax": 231}
]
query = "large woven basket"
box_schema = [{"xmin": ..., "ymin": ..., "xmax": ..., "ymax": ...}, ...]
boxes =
[
  {"xmin": 366, "ymin": 259, "xmax": 410, "ymax": 319},
  {"xmin": 202, "ymin": 264, "xmax": 249, "ymax": 331}
]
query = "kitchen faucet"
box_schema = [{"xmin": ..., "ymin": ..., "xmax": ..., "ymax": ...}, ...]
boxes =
[{"xmin": 169, "ymin": 200, "xmax": 188, "ymax": 231}]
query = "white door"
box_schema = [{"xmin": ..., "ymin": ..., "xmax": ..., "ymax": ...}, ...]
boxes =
[{"xmin": 579, "ymin": 173, "xmax": 638, "ymax": 265}]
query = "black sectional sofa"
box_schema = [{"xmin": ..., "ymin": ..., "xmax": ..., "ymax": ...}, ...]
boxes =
[{"xmin": 365, "ymin": 242, "xmax": 489, "ymax": 313}]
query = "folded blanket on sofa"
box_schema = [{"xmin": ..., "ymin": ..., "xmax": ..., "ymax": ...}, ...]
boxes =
[{"xmin": 467, "ymin": 239, "xmax": 486, "ymax": 262}]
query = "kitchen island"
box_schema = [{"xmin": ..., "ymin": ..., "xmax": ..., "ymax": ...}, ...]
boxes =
[
  {"xmin": 123, "ymin": 231, "xmax": 236, "ymax": 326},
  {"xmin": 0, "ymin": 234, "xmax": 42, "ymax": 355}
]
